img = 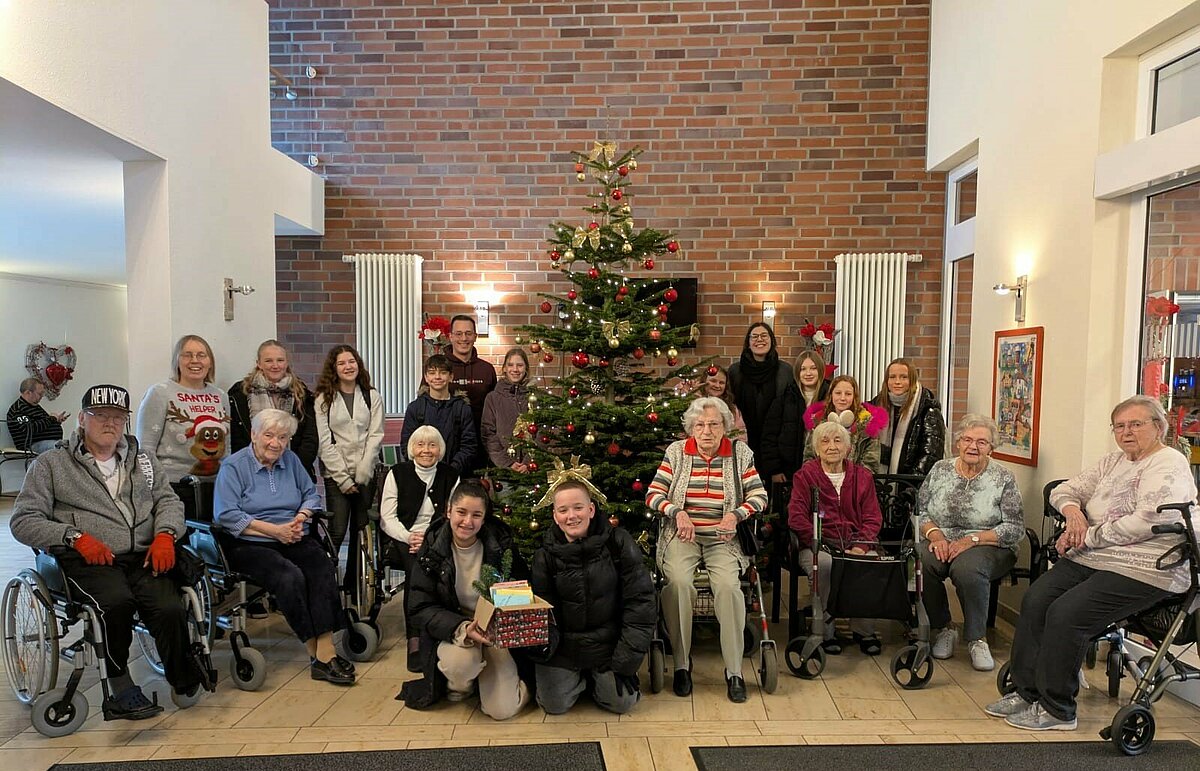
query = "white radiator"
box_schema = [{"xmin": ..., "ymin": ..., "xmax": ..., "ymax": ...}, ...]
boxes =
[
  {"xmin": 833, "ymin": 252, "xmax": 923, "ymax": 396},
  {"xmin": 342, "ymin": 253, "xmax": 423, "ymax": 415}
]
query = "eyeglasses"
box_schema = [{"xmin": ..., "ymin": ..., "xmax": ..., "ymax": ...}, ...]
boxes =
[
  {"xmin": 749, "ymin": 333, "xmax": 771, "ymax": 342},
  {"xmin": 451, "ymin": 331, "xmax": 476, "ymax": 339},
  {"xmin": 84, "ymin": 410, "xmax": 127, "ymax": 424},
  {"xmin": 179, "ymin": 351, "xmax": 209, "ymax": 360},
  {"xmin": 960, "ymin": 438, "xmax": 992, "ymax": 448},
  {"xmin": 1111, "ymin": 420, "xmax": 1150, "ymax": 433}
]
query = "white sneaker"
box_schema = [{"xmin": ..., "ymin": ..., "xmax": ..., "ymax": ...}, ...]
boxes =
[
  {"xmin": 931, "ymin": 628, "xmax": 956, "ymax": 659},
  {"xmin": 967, "ymin": 639, "xmax": 994, "ymax": 671},
  {"xmin": 1005, "ymin": 702, "xmax": 1077, "ymax": 731},
  {"xmin": 984, "ymin": 691, "xmax": 1029, "ymax": 717}
]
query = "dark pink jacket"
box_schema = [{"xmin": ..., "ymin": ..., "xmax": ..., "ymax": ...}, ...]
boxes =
[{"xmin": 788, "ymin": 458, "xmax": 882, "ymax": 550}]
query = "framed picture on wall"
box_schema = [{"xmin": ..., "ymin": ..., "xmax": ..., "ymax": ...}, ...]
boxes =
[{"xmin": 992, "ymin": 326, "xmax": 1044, "ymax": 466}]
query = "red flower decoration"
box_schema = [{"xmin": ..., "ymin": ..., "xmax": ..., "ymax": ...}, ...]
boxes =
[
  {"xmin": 818, "ymin": 322, "xmax": 835, "ymax": 337},
  {"xmin": 419, "ymin": 315, "xmax": 452, "ymax": 346},
  {"xmin": 1146, "ymin": 296, "xmax": 1181, "ymax": 319},
  {"xmin": 825, "ymin": 364, "xmax": 839, "ymax": 379},
  {"xmin": 799, "ymin": 322, "xmax": 816, "ymax": 338}
]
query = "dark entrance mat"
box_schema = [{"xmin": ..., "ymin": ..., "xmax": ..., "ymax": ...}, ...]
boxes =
[
  {"xmin": 52, "ymin": 742, "xmax": 606, "ymax": 771},
  {"xmin": 691, "ymin": 740, "xmax": 1197, "ymax": 770}
]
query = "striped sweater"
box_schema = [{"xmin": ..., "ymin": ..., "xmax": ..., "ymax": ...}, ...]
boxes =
[{"xmin": 646, "ymin": 437, "xmax": 767, "ymax": 537}]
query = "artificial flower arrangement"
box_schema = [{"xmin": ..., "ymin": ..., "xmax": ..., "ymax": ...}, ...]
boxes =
[
  {"xmin": 799, "ymin": 319, "xmax": 840, "ymax": 378},
  {"xmin": 1142, "ymin": 294, "xmax": 1181, "ymax": 407},
  {"xmin": 419, "ymin": 315, "xmax": 452, "ymax": 352}
]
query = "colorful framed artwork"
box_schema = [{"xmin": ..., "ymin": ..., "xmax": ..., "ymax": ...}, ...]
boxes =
[{"xmin": 992, "ymin": 326, "xmax": 1044, "ymax": 466}]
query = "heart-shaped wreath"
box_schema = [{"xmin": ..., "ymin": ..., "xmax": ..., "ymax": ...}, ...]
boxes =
[{"xmin": 25, "ymin": 342, "xmax": 77, "ymax": 400}]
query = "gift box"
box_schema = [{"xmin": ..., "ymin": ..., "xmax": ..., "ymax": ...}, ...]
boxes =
[{"xmin": 473, "ymin": 594, "xmax": 553, "ymax": 649}]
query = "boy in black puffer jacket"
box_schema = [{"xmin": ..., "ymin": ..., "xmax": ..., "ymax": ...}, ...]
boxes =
[{"xmin": 530, "ymin": 479, "xmax": 656, "ymax": 715}]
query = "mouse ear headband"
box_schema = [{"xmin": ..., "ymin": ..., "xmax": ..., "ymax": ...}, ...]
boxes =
[{"xmin": 825, "ymin": 409, "xmax": 855, "ymax": 428}]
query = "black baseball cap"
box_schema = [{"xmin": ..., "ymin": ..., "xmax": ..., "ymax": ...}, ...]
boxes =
[{"xmin": 82, "ymin": 384, "xmax": 131, "ymax": 412}]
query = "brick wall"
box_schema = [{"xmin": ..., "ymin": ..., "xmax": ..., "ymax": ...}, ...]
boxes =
[
  {"xmin": 1146, "ymin": 182, "xmax": 1200, "ymax": 295},
  {"xmin": 269, "ymin": 0, "xmax": 946, "ymax": 397}
]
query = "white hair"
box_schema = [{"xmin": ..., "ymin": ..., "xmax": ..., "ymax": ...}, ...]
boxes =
[
  {"xmin": 407, "ymin": 424, "xmax": 446, "ymax": 460},
  {"xmin": 811, "ymin": 419, "xmax": 851, "ymax": 447},
  {"xmin": 683, "ymin": 396, "xmax": 734, "ymax": 434},
  {"xmin": 250, "ymin": 408, "xmax": 297, "ymax": 438},
  {"xmin": 953, "ymin": 414, "xmax": 999, "ymax": 446},
  {"xmin": 1111, "ymin": 395, "xmax": 1169, "ymax": 441}
]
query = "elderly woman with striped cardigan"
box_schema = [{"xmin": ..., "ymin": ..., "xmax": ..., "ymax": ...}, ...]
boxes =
[{"xmin": 645, "ymin": 396, "xmax": 768, "ymax": 704}]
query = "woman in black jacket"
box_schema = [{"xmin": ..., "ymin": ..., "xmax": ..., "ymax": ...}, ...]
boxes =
[
  {"xmin": 530, "ymin": 480, "xmax": 656, "ymax": 715},
  {"xmin": 727, "ymin": 322, "xmax": 794, "ymax": 457},
  {"xmin": 403, "ymin": 481, "xmax": 531, "ymax": 719},
  {"xmin": 873, "ymin": 358, "xmax": 946, "ymax": 477},
  {"xmin": 228, "ymin": 339, "xmax": 319, "ymax": 481},
  {"xmin": 760, "ymin": 349, "xmax": 831, "ymax": 485}
]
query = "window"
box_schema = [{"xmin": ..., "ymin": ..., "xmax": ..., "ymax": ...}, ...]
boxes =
[{"xmin": 1152, "ymin": 47, "xmax": 1200, "ymax": 133}]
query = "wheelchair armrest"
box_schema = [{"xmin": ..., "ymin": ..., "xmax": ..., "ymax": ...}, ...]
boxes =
[{"xmin": 179, "ymin": 474, "xmax": 202, "ymax": 489}]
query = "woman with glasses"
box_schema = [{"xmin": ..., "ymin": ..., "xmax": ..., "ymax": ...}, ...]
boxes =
[
  {"xmin": 136, "ymin": 334, "xmax": 230, "ymax": 521},
  {"xmin": 916, "ymin": 415, "xmax": 1023, "ymax": 671},
  {"xmin": 727, "ymin": 322, "xmax": 793, "ymax": 457},
  {"xmin": 987, "ymin": 396, "xmax": 1197, "ymax": 732}
]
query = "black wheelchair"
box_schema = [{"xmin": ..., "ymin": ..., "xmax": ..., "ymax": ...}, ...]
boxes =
[{"xmin": 1, "ymin": 547, "xmax": 215, "ymax": 737}]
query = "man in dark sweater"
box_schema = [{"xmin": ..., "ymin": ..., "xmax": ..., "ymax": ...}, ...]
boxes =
[
  {"xmin": 447, "ymin": 314, "xmax": 496, "ymax": 473},
  {"xmin": 7, "ymin": 377, "xmax": 67, "ymax": 452}
]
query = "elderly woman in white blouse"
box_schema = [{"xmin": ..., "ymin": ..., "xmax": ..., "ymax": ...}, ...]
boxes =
[
  {"xmin": 917, "ymin": 415, "xmax": 1024, "ymax": 672},
  {"xmin": 986, "ymin": 395, "xmax": 1197, "ymax": 732}
]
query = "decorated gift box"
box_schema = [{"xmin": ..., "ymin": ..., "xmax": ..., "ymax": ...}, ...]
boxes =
[{"xmin": 473, "ymin": 593, "xmax": 552, "ymax": 649}]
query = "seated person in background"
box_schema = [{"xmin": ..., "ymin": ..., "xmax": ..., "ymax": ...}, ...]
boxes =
[
  {"xmin": 7, "ymin": 377, "xmax": 68, "ymax": 453},
  {"xmin": 987, "ymin": 395, "xmax": 1197, "ymax": 731},
  {"xmin": 480, "ymin": 348, "xmax": 531, "ymax": 472},
  {"xmin": 10, "ymin": 384, "xmax": 199, "ymax": 719},
  {"xmin": 378, "ymin": 425, "xmax": 460, "ymax": 671},
  {"xmin": 405, "ymin": 481, "xmax": 531, "ymax": 719},
  {"xmin": 531, "ymin": 474, "xmax": 655, "ymax": 715},
  {"xmin": 214, "ymin": 408, "xmax": 354, "ymax": 686},
  {"xmin": 788, "ymin": 420, "xmax": 884, "ymax": 655},
  {"xmin": 917, "ymin": 414, "xmax": 1024, "ymax": 671},
  {"xmin": 401, "ymin": 354, "xmax": 478, "ymax": 476},
  {"xmin": 874, "ymin": 358, "xmax": 946, "ymax": 476},
  {"xmin": 802, "ymin": 375, "xmax": 888, "ymax": 469}
]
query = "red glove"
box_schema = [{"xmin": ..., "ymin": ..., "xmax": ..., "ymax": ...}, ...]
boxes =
[
  {"xmin": 146, "ymin": 532, "xmax": 176, "ymax": 574},
  {"xmin": 73, "ymin": 533, "xmax": 114, "ymax": 566}
]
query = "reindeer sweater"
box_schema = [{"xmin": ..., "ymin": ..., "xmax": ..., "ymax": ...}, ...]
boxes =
[{"xmin": 136, "ymin": 380, "xmax": 230, "ymax": 482}]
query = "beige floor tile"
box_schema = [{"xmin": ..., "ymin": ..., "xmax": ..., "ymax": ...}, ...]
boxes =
[
  {"xmin": 648, "ymin": 736, "xmax": 725, "ymax": 769},
  {"xmin": 690, "ymin": 682, "xmax": 769, "ymax": 722},
  {"xmin": 155, "ymin": 706, "xmax": 253, "ymax": 730},
  {"xmin": 150, "ymin": 743, "xmax": 246, "ymax": 759},
  {"xmin": 77, "ymin": 708, "xmax": 171, "ymax": 732},
  {"xmin": 391, "ymin": 700, "xmax": 478, "ymax": 725},
  {"xmin": 322, "ymin": 739, "xmax": 411, "ymax": 752},
  {"xmin": 60, "ymin": 745, "xmax": 159, "ymax": 763},
  {"xmin": 724, "ymin": 734, "xmax": 805, "ymax": 746},
  {"xmin": 910, "ymin": 718, "xmax": 1024, "ymax": 735},
  {"xmin": 835, "ymin": 697, "xmax": 916, "ymax": 720},
  {"xmin": 489, "ymin": 737, "xmax": 570, "ymax": 746},
  {"xmin": 617, "ymin": 694, "xmax": 694, "ymax": 722},
  {"xmin": 295, "ymin": 724, "xmax": 453, "ymax": 743},
  {"xmin": 0, "ymin": 747, "xmax": 72, "ymax": 771},
  {"xmin": 599, "ymin": 737, "xmax": 655, "ymax": 771},
  {"xmin": 821, "ymin": 654, "xmax": 904, "ymax": 701},
  {"xmin": 311, "ymin": 677, "xmax": 406, "ymax": 727},
  {"xmin": 237, "ymin": 741, "xmax": 327, "ymax": 755},
  {"xmin": 881, "ymin": 733, "xmax": 963, "ymax": 743},
  {"xmin": 609, "ymin": 719, "xmax": 759, "ymax": 738},
  {"xmin": 756, "ymin": 718, "xmax": 910, "ymax": 736},
  {"xmin": 465, "ymin": 700, "xmax": 545, "ymax": 724},
  {"xmin": 542, "ymin": 698, "xmax": 622, "ymax": 723},
  {"xmin": 406, "ymin": 738, "xmax": 489, "ymax": 749},
  {"xmin": 804, "ymin": 734, "xmax": 885, "ymax": 744},
  {"xmin": 450, "ymin": 721, "xmax": 607, "ymax": 741},
  {"xmin": 128, "ymin": 727, "xmax": 299, "ymax": 746},
  {"xmin": 895, "ymin": 681, "xmax": 983, "ymax": 720},
  {"xmin": 762, "ymin": 679, "xmax": 842, "ymax": 721},
  {"xmin": 2, "ymin": 727, "xmax": 140, "ymax": 749},
  {"xmin": 235, "ymin": 687, "xmax": 343, "ymax": 728},
  {"xmin": 1183, "ymin": 732, "xmax": 1200, "ymax": 745},
  {"xmin": 954, "ymin": 732, "xmax": 1036, "ymax": 743}
]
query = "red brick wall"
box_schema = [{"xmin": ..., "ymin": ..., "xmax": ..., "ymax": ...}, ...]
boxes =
[
  {"xmin": 1146, "ymin": 182, "xmax": 1200, "ymax": 294},
  {"xmin": 269, "ymin": 0, "xmax": 946, "ymax": 396}
]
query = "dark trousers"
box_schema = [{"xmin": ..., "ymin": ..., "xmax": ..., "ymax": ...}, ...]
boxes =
[
  {"xmin": 58, "ymin": 550, "xmax": 197, "ymax": 691},
  {"xmin": 919, "ymin": 542, "xmax": 1016, "ymax": 641},
  {"xmin": 224, "ymin": 535, "xmax": 345, "ymax": 642},
  {"xmin": 323, "ymin": 480, "xmax": 372, "ymax": 552},
  {"xmin": 1010, "ymin": 558, "xmax": 1170, "ymax": 720}
]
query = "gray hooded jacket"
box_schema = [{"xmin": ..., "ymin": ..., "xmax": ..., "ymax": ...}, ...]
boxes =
[{"xmin": 10, "ymin": 431, "xmax": 184, "ymax": 554}]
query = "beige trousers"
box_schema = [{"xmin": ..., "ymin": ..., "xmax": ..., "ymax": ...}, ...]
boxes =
[
  {"xmin": 437, "ymin": 640, "xmax": 529, "ymax": 720},
  {"xmin": 659, "ymin": 534, "xmax": 746, "ymax": 675}
]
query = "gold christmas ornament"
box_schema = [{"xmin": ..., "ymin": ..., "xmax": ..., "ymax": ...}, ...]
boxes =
[
  {"xmin": 576, "ymin": 173, "xmax": 586, "ymax": 181},
  {"xmin": 608, "ymin": 337, "xmax": 620, "ymax": 349},
  {"xmin": 564, "ymin": 249, "xmax": 575, "ymax": 260},
  {"xmin": 533, "ymin": 456, "xmax": 609, "ymax": 509},
  {"xmin": 629, "ymin": 158, "xmax": 638, "ymax": 170},
  {"xmin": 572, "ymin": 226, "xmax": 600, "ymax": 250},
  {"xmin": 530, "ymin": 518, "xmax": 539, "ymax": 530},
  {"xmin": 667, "ymin": 347, "xmax": 679, "ymax": 358},
  {"xmin": 621, "ymin": 242, "xmax": 633, "ymax": 253},
  {"xmin": 584, "ymin": 431, "xmax": 596, "ymax": 445}
]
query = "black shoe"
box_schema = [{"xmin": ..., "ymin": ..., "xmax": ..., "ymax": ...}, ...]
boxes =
[
  {"xmin": 245, "ymin": 601, "xmax": 269, "ymax": 619},
  {"xmin": 854, "ymin": 632, "xmax": 882, "ymax": 656},
  {"xmin": 821, "ymin": 638, "xmax": 844, "ymax": 656},
  {"xmin": 726, "ymin": 674, "xmax": 747, "ymax": 703},
  {"xmin": 102, "ymin": 685, "xmax": 165, "ymax": 721},
  {"xmin": 406, "ymin": 640, "xmax": 423, "ymax": 674},
  {"xmin": 672, "ymin": 668, "xmax": 692, "ymax": 697},
  {"xmin": 333, "ymin": 654, "xmax": 356, "ymax": 675},
  {"xmin": 311, "ymin": 658, "xmax": 355, "ymax": 685}
]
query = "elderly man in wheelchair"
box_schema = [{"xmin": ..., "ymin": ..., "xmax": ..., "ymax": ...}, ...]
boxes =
[{"xmin": 7, "ymin": 383, "xmax": 210, "ymax": 728}]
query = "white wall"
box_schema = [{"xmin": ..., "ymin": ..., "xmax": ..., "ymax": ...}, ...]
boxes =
[
  {"xmin": 0, "ymin": 274, "xmax": 127, "ymax": 492},
  {"xmin": 0, "ymin": 0, "xmax": 323, "ymax": 403}
]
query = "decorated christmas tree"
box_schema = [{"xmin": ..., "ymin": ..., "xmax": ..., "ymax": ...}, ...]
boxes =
[{"xmin": 492, "ymin": 141, "xmax": 710, "ymax": 556}]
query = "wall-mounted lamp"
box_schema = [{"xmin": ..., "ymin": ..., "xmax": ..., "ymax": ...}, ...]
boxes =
[
  {"xmin": 223, "ymin": 278, "xmax": 256, "ymax": 322},
  {"xmin": 993, "ymin": 275, "xmax": 1028, "ymax": 323},
  {"xmin": 762, "ymin": 300, "xmax": 777, "ymax": 325},
  {"xmin": 473, "ymin": 300, "xmax": 490, "ymax": 337}
]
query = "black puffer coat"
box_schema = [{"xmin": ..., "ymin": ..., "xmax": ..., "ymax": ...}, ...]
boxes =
[
  {"xmin": 759, "ymin": 379, "xmax": 830, "ymax": 480},
  {"xmin": 877, "ymin": 386, "xmax": 946, "ymax": 477},
  {"xmin": 530, "ymin": 515, "xmax": 656, "ymax": 676}
]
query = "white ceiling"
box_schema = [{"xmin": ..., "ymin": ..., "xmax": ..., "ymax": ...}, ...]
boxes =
[{"xmin": 0, "ymin": 78, "xmax": 157, "ymax": 285}]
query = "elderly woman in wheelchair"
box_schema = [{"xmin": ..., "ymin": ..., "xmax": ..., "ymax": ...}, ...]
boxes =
[
  {"xmin": 987, "ymin": 395, "xmax": 1197, "ymax": 732},
  {"xmin": 214, "ymin": 407, "xmax": 354, "ymax": 686},
  {"xmin": 6, "ymin": 383, "xmax": 210, "ymax": 734}
]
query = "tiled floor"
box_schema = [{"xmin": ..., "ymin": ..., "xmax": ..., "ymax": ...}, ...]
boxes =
[{"xmin": 1, "ymin": 500, "xmax": 1198, "ymax": 769}]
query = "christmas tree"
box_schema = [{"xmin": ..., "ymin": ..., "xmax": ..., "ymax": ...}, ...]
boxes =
[{"xmin": 492, "ymin": 141, "xmax": 710, "ymax": 556}]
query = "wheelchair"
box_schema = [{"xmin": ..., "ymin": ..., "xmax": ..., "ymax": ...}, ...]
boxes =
[
  {"xmin": 997, "ymin": 482, "xmax": 1200, "ymax": 755},
  {"xmin": 645, "ymin": 516, "xmax": 780, "ymax": 696},
  {"xmin": 2, "ymin": 548, "xmax": 216, "ymax": 737}
]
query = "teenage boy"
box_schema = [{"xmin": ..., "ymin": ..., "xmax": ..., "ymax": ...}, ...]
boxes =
[
  {"xmin": 446, "ymin": 315, "xmax": 496, "ymax": 471},
  {"xmin": 401, "ymin": 354, "xmax": 478, "ymax": 475}
]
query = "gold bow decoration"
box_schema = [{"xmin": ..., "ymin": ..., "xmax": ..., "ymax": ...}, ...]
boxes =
[
  {"xmin": 601, "ymin": 319, "xmax": 632, "ymax": 346},
  {"xmin": 533, "ymin": 455, "xmax": 609, "ymax": 509},
  {"xmin": 512, "ymin": 415, "xmax": 532, "ymax": 438},
  {"xmin": 588, "ymin": 141, "xmax": 617, "ymax": 163},
  {"xmin": 571, "ymin": 225, "xmax": 601, "ymax": 250}
]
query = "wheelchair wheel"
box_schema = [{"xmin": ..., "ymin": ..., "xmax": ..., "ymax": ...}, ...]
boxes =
[
  {"xmin": 648, "ymin": 640, "xmax": 666, "ymax": 694},
  {"xmin": 31, "ymin": 687, "xmax": 89, "ymax": 737},
  {"xmin": 1085, "ymin": 640, "xmax": 1098, "ymax": 669},
  {"xmin": 996, "ymin": 661, "xmax": 1016, "ymax": 695},
  {"xmin": 1109, "ymin": 703, "xmax": 1155, "ymax": 756},
  {"xmin": 759, "ymin": 641, "xmax": 779, "ymax": 694},
  {"xmin": 230, "ymin": 646, "xmax": 267, "ymax": 691},
  {"xmin": 1106, "ymin": 647, "xmax": 1123, "ymax": 698},
  {"xmin": 337, "ymin": 620, "xmax": 379, "ymax": 663},
  {"xmin": 784, "ymin": 637, "xmax": 825, "ymax": 679},
  {"xmin": 3, "ymin": 573, "xmax": 60, "ymax": 705},
  {"xmin": 891, "ymin": 644, "xmax": 934, "ymax": 690},
  {"xmin": 135, "ymin": 627, "xmax": 166, "ymax": 676},
  {"xmin": 170, "ymin": 685, "xmax": 203, "ymax": 710}
]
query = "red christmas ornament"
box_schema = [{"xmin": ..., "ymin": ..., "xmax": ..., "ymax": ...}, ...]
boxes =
[
  {"xmin": 574, "ymin": 163, "xmax": 584, "ymax": 173},
  {"xmin": 503, "ymin": 505, "xmax": 512, "ymax": 516},
  {"xmin": 706, "ymin": 365, "xmax": 719, "ymax": 377},
  {"xmin": 588, "ymin": 221, "xmax": 599, "ymax": 230},
  {"xmin": 598, "ymin": 358, "xmax": 610, "ymax": 368},
  {"xmin": 611, "ymin": 189, "xmax": 623, "ymax": 201},
  {"xmin": 615, "ymin": 292, "xmax": 626, "ymax": 303},
  {"xmin": 609, "ymin": 514, "xmax": 620, "ymax": 527},
  {"xmin": 643, "ymin": 258, "xmax": 655, "ymax": 270},
  {"xmin": 606, "ymin": 441, "xmax": 620, "ymax": 456},
  {"xmin": 649, "ymin": 329, "xmax": 662, "ymax": 341},
  {"xmin": 647, "ymin": 412, "xmax": 659, "ymax": 423},
  {"xmin": 631, "ymin": 480, "xmax": 645, "ymax": 493},
  {"xmin": 618, "ymin": 165, "xmax": 629, "ymax": 176},
  {"xmin": 588, "ymin": 268, "xmax": 600, "ymax": 280},
  {"xmin": 657, "ymin": 303, "xmax": 669, "ymax": 315},
  {"xmin": 565, "ymin": 422, "xmax": 575, "ymax": 433},
  {"xmin": 540, "ymin": 301, "xmax": 552, "ymax": 313},
  {"xmin": 567, "ymin": 289, "xmax": 578, "ymax": 300},
  {"xmin": 540, "ymin": 434, "xmax": 551, "ymax": 444},
  {"xmin": 571, "ymin": 351, "xmax": 590, "ymax": 369},
  {"xmin": 528, "ymin": 423, "xmax": 538, "ymax": 434},
  {"xmin": 530, "ymin": 342, "xmax": 542, "ymax": 353},
  {"xmin": 568, "ymin": 387, "xmax": 580, "ymax": 398},
  {"xmin": 664, "ymin": 287, "xmax": 679, "ymax": 303},
  {"xmin": 667, "ymin": 240, "xmax": 680, "ymax": 253},
  {"xmin": 667, "ymin": 356, "xmax": 679, "ymax": 367},
  {"xmin": 543, "ymin": 352, "xmax": 554, "ymax": 363},
  {"xmin": 550, "ymin": 250, "xmax": 561, "ymax": 261},
  {"xmin": 617, "ymin": 285, "xmax": 629, "ymax": 296},
  {"xmin": 528, "ymin": 461, "xmax": 539, "ymax": 472},
  {"xmin": 633, "ymin": 347, "xmax": 645, "ymax": 360},
  {"xmin": 494, "ymin": 481, "xmax": 504, "ymax": 492}
]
